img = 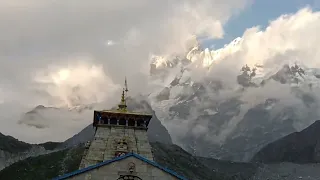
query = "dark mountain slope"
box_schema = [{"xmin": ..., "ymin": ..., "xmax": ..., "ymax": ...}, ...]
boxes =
[
  {"xmin": 251, "ymin": 120, "xmax": 320, "ymax": 163},
  {"xmin": 151, "ymin": 142, "xmax": 258, "ymax": 180},
  {"xmin": 0, "ymin": 142, "xmax": 258, "ymax": 180},
  {"xmin": 0, "ymin": 132, "xmax": 32, "ymax": 154},
  {"xmin": 0, "ymin": 145, "xmax": 83, "ymax": 180},
  {"xmin": 197, "ymin": 157, "xmax": 258, "ymax": 180},
  {"xmin": 0, "ymin": 132, "xmax": 61, "ymax": 153},
  {"xmin": 0, "ymin": 132, "xmax": 62, "ymax": 170}
]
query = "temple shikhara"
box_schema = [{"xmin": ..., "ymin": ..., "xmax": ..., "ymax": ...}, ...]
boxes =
[{"xmin": 54, "ymin": 78, "xmax": 187, "ymax": 180}]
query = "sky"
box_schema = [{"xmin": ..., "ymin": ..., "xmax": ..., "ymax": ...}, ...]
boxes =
[
  {"xmin": 0, "ymin": 0, "xmax": 251, "ymax": 108},
  {"xmin": 204, "ymin": 0, "xmax": 320, "ymax": 48},
  {"xmin": 0, "ymin": 0, "xmax": 320, "ymax": 143}
]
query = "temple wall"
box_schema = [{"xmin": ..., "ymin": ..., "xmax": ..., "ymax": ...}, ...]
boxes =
[
  {"xmin": 69, "ymin": 157, "xmax": 179, "ymax": 180},
  {"xmin": 79, "ymin": 126, "xmax": 154, "ymax": 169}
]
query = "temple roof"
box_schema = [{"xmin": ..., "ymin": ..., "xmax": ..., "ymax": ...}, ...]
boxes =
[
  {"xmin": 99, "ymin": 110, "xmax": 152, "ymax": 116},
  {"xmin": 52, "ymin": 153, "xmax": 188, "ymax": 180}
]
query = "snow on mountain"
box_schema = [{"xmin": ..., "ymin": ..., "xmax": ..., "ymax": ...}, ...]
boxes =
[
  {"xmin": 186, "ymin": 37, "xmax": 242, "ymax": 67},
  {"xmin": 10, "ymin": 34, "xmax": 320, "ymax": 162},
  {"xmin": 146, "ymin": 36, "xmax": 320, "ymax": 161},
  {"xmin": 150, "ymin": 36, "xmax": 242, "ymax": 72}
]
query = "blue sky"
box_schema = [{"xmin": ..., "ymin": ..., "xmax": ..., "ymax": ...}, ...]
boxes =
[{"xmin": 203, "ymin": 0, "xmax": 320, "ymax": 49}]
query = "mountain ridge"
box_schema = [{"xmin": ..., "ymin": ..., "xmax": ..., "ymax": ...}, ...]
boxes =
[
  {"xmin": 0, "ymin": 141, "xmax": 259, "ymax": 180},
  {"xmin": 148, "ymin": 53, "xmax": 320, "ymax": 161},
  {"xmin": 251, "ymin": 120, "xmax": 320, "ymax": 163},
  {"xmin": 2, "ymin": 120, "xmax": 320, "ymax": 179}
]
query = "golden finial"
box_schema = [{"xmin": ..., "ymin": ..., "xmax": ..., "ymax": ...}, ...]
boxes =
[
  {"xmin": 117, "ymin": 77, "xmax": 128, "ymax": 112},
  {"xmin": 125, "ymin": 76, "xmax": 128, "ymax": 93}
]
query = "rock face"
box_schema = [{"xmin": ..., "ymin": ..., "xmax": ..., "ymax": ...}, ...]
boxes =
[
  {"xmin": 61, "ymin": 124, "xmax": 95, "ymax": 148},
  {"xmin": 149, "ymin": 60, "xmax": 320, "ymax": 162},
  {"xmin": 0, "ymin": 132, "xmax": 60, "ymax": 170},
  {"xmin": 163, "ymin": 92, "xmax": 302, "ymax": 161},
  {"xmin": 0, "ymin": 132, "xmax": 33, "ymax": 170},
  {"xmin": 0, "ymin": 145, "xmax": 84, "ymax": 180},
  {"xmin": 251, "ymin": 120, "xmax": 320, "ymax": 163}
]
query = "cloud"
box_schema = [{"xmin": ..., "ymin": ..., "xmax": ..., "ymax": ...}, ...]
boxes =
[
  {"xmin": 241, "ymin": 7, "xmax": 320, "ymax": 68},
  {"xmin": 32, "ymin": 57, "xmax": 120, "ymax": 107},
  {"xmin": 220, "ymin": 6, "xmax": 320, "ymax": 139},
  {"xmin": 198, "ymin": 7, "xmax": 320, "ymax": 89},
  {"xmin": 153, "ymin": 7, "xmax": 320, "ymax": 146},
  {"xmin": 0, "ymin": 0, "xmax": 250, "ymax": 105},
  {"xmin": 1, "ymin": 2, "xmax": 319, "ymax": 147},
  {"xmin": 0, "ymin": 0, "xmax": 251, "ymax": 142}
]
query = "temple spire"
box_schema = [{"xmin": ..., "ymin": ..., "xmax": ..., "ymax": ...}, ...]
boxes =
[
  {"xmin": 117, "ymin": 77, "xmax": 128, "ymax": 112},
  {"xmin": 125, "ymin": 76, "xmax": 128, "ymax": 93}
]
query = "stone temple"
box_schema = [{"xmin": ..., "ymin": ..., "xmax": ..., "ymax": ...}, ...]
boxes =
[{"xmin": 53, "ymin": 78, "xmax": 187, "ymax": 180}]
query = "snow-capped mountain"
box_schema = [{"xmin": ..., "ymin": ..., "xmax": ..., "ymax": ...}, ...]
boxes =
[
  {"xmin": 146, "ymin": 38, "xmax": 320, "ymax": 161},
  {"xmin": 14, "ymin": 37, "xmax": 320, "ymax": 162},
  {"xmin": 151, "ymin": 37, "xmax": 243, "ymax": 71}
]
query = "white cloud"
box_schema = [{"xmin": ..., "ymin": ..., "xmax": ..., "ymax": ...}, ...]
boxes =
[
  {"xmin": 153, "ymin": 7, "xmax": 320, "ymax": 145},
  {"xmin": 2, "ymin": 4, "xmax": 320, "ymax": 146},
  {"xmin": 8, "ymin": 2, "xmax": 320, "ymax": 146},
  {"xmin": 198, "ymin": 7, "xmax": 320, "ymax": 89},
  {"xmin": 32, "ymin": 57, "xmax": 120, "ymax": 107},
  {"xmin": 240, "ymin": 7, "xmax": 320, "ymax": 69},
  {"xmin": 0, "ymin": 0, "xmax": 250, "ymax": 98},
  {"xmin": 0, "ymin": 0, "xmax": 251, "ymax": 142}
]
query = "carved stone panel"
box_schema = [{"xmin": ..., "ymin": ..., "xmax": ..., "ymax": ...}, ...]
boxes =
[
  {"xmin": 115, "ymin": 138, "xmax": 129, "ymax": 157},
  {"xmin": 116, "ymin": 175, "xmax": 142, "ymax": 180}
]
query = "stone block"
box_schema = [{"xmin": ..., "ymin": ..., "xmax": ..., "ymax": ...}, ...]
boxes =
[
  {"xmin": 136, "ymin": 172, "xmax": 152, "ymax": 178},
  {"xmin": 131, "ymin": 148, "xmax": 138, "ymax": 153},
  {"xmin": 84, "ymin": 159, "xmax": 99, "ymax": 167},
  {"xmin": 135, "ymin": 164, "xmax": 148, "ymax": 173},
  {"xmin": 125, "ymin": 128, "xmax": 134, "ymax": 134},
  {"xmin": 92, "ymin": 169, "xmax": 119, "ymax": 178},
  {"xmin": 136, "ymin": 141, "xmax": 150, "ymax": 147},
  {"xmin": 110, "ymin": 128, "xmax": 117, "ymax": 133},
  {"xmin": 106, "ymin": 140, "xmax": 115, "ymax": 146},
  {"xmin": 151, "ymin": 168, "xmax": 167, "ymax": 177},
  {"xmin": 95, "ymin": 128, "xmax": 110, "ymax": 138},
  {"xmin": 86, "ymin": 150, "xmax": 104, "ymax": 161},
  {"xmin": 135, "ymin": 134, "xmax": 148, "ymax": 139},
  {"xmin": 137, "ymin": 144, "xmax": 152, "ymax": 150},
  {"xmin": 152, "ymin": 176, "xmax": 175, "ymax": 180},
  {"xmin": 137, "ymin": 149, "xmax": 152, "ymax": 155},
  {"xmin": 145, "ymin": 155, "xmax": 154, "ymax": 161},
  {"xmin": 90, "ymin": 142, "xmax": 106, "ymax": 150},
  {"xmin": 103, "ymin": 155, "xmax": 114, "ymax": 160}
]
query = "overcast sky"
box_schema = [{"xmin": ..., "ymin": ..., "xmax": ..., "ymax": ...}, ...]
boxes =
[
  {"xmin": 0, "ymin": 0, "xmax": 251, "ymax": 107},
  {"xmin": 1, "ymin": 0, "xmax": 318, "ymax": 107},
  {"xmin": 0, "ymin": 0, "xmax": 320, "ymax": 143}
]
